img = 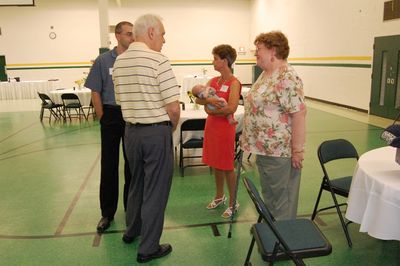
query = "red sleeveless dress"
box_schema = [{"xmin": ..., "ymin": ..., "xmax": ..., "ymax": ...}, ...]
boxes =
[{"xmin": 202, "ymin": 76, "xmax": 241, "ymax": 170}]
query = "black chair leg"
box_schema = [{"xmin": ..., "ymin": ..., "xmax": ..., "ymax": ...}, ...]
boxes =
[
  {"xmin": 40, "ymin": 107, "xmax": 44, "ymax": 121},
  {"xmin": 57, "ymin": 107, "xmax": 65, "ymax": 120},
  {"xmin": 179, "ymin": 147, "xmax": 184, "ymax": 177},
  {"xmin": 244, "ymin": 236, "xmax": 256, "ymax": 266},
  {"xmin": 50, "ymin": 109, "xmax": 58, "ymax": 121},
  {"xmin": 311, "ymin": 185, "xmax": 324, "ymax": 220},
  {"xmin": 247, "ymin": 153, "xmax": 252, "ymax": 161},
  {"xmin": 331, "ymin": 192, "xmax": 352, "ymax": 247}
]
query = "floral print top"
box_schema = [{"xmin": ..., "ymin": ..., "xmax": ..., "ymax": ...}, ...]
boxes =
[{"xmin": 240, "ymin": 63, "xmax": 305, "ymax": 157}]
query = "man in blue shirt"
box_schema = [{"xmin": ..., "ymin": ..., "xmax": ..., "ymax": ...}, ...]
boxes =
[{"xmin": 84, "ymin": 21, "xmax": 135, "ymax": 233}]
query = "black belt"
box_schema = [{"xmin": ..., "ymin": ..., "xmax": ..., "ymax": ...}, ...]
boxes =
[
  {"xmin": 129, "ymin": 121, "xmax": 171, "ymax": 127},
  {"xmin": 103, "ymin": 104, "xmax": 121, "ymax": 110}
]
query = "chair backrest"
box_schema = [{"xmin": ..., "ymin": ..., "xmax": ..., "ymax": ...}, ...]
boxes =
[
  {"xmin": 181, "ymin": 118, "xmax": 206, "ymax": 132},
  {"xmin": 243, "ymin": 177, "xmax": 295, "ymax": 257},
  {"xmin": 37, "ymin": 92, "xmax": 53, "ymax": 105},
  {"xmin": 318, "ymin": 139, "xmax": 359, "ymax": 165},
  {"xmin": 243, "ymin": 177, "xmax": 276, "ymax": 224},
  {"xmin": 61, "ymin": 93, "xmax": 79, "ymax": 100},
  {"xmin": 61, "ymin": 93, "xmax": 81, "ymax": 106}
]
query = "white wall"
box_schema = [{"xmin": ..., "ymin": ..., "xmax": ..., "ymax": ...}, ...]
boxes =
[
  {"xmin": 2, "ymin": 0, "xmax": 399, "ymax": 110},
  {"xmin": 250, "ymin": 0, "xmax": 400, "ymax": 110},
  {"xmin": 0, "ymin": 0, "xmax": 253, "ymax": 88}
]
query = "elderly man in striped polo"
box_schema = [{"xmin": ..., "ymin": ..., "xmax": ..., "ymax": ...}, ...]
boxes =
[{"xmin": 113, "ymin": 14, "xmax": 180, "ymax": 264}]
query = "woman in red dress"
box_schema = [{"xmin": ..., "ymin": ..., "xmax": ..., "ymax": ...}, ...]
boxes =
[{"xmin": 195, "ymin": 44, "xmax": 241, "ymax": 218}]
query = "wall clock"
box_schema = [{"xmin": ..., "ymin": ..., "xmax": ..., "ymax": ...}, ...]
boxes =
[{"xmin": 49, "ymin": 32, "xmax": 57, "ymax": 40}]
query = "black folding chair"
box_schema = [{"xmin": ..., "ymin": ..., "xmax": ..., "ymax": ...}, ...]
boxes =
[
  {"xmin": 61, "ymin": 93, "xmax": 87, "ymax": 121},
  {"xmin": 228, "ymin": 150, "xmax": 243, "ymax": 238},
  {"xmin": 311, "ymin": 139, "xmax": 359, "ymax": 247},
  {"xmin": 243, "ymin": 177, "xmax": 332, "ymax": 266},
  {"xmin": 83, "ymin": 99, "xmax": 96, "ymax": 120},
  {"xmin": 37, "ymin": 92, "xmax": 64, "ymax": 122},
  {"xmin": 179, "ymin": 118, "xmax": 207, "ymax": 177},
  {"xmin": 234, "ymin": 131, "xmax": 242, "ymax": 160}
]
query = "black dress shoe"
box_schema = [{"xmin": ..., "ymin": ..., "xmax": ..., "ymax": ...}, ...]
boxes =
[
  {"xmin": 137, "ymin": 243, "xmax": 172, "ymax": 263},
  {"xmin": 96, "ymin": 217, "xmax": 113, "ymax": 233},
  {"xmin": 122, "ymin": 234, "xmax": 136, "ymax": 244}
]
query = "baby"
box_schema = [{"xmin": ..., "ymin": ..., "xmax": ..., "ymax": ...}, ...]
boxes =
[{"xmin": 191, "ymin": 84, "xmax": 237, "ymax": 125}]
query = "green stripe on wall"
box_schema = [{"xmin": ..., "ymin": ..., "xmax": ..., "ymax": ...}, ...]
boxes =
[
  {"xmin": 7, "ymin": 66, "xmax": 91, "ymax": 70},
  {"xmin": 6, "ymin": 62, "xmax": 371, "ymax": 70},
  {"xmin": 290, "ymin": 63, "xmax": 371, "ymax": 68}
]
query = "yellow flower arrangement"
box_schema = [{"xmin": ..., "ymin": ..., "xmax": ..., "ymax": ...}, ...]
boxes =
[
  {"xmin": 187, "ymin": 91, "xmax": 199, "ymax": 109},
  {"xmin": 187, "ymin": 90, "xmax": 194, "ymax": 100},
  {"xmin": 74, "ymin": 77, "xmax": 86, "ymax": 89}
]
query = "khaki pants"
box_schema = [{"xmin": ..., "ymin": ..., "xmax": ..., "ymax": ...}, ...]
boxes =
[{"xmin": 256, "ymin": 155, "xmax": 301, "ymax": 220}]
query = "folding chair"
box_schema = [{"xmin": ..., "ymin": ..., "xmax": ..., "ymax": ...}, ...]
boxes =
[
  {"xmin": 234, "ymin": 131, "xmax": 242, "ymax": 160},
  {"xmin": 234, "ymin": 130, "xmax": 252, "ymax": 161},
  {"xmin": 83, "ymin": 99, "xmax": 96, "ymax": 120},
  {"xmin": 37, "ymin": 92, "xmax": 64, "ymax": 122},
  {"xmin": 228, "ymin": 150, "xmax": 243, "ymax": 238},
  {"xmin": 243, "ymin": 177, "xmax": 332, "ymax": 266},
  {"xmin": 61, "ymin": 93, "xmax": 88, "ymax": 121},
  {"xmin": 311, "ymin": 139, "xmax": 359, "ymax": 247},
  {"xmin": 179, "ymin": 118, "xmax": 206, "ymax": 177}
]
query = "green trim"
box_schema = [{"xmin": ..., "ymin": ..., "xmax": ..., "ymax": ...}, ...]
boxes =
[
  {"xmin": 172, "ymin": 62, "xmax": 255, "ymax": 66},
  {"xmin": 236, "ymin": 62, "xmax": 256, "ymax": 65},
  {"xmin": 172, "ymin": 63, "xmax": 213, "ymax": 66},
  {"xmin": 7, "ymin": 62, "xmax": 371, "ymax": 71},
  {"xmin": 7, "ymin": 66, "xmax": 91, "ymax": 70},
  {"xmin": 290, "ymin": 63, "xmax": 371, "ymax": 68}
]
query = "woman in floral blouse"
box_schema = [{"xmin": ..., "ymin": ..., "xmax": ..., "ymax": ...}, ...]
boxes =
[{"xmin": 241, "ymin": 31, "xmax": 306, "ymax": 220}]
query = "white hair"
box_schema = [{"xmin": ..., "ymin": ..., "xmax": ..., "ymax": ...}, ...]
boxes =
[{"xmin": 134, "ymin": 14, "xmax": 163, "ymax": 37}]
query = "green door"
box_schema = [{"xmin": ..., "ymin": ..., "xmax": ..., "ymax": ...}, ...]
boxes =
[
  {"xmin": 0, "ymin": 55, "xmax": 7, "ymax": 81},
  {"xmin": 370, "ymin": 35, "xmax": 400, "ymax": 119}
]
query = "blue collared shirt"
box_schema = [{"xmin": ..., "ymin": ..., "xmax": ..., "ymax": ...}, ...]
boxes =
[{"xmin": 84, "ymin": 47, "xmax": 119, "ymax": 106}]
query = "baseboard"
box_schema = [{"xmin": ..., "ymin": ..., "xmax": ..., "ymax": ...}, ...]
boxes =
[{"xmin": 305, "ymin": 96, "xmax": 368, "ymax": 113}]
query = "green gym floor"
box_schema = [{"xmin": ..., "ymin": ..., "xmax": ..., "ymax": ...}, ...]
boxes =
[{"xmin": 0, "ymin": 99, "xmax": 399, "ymax": 266}]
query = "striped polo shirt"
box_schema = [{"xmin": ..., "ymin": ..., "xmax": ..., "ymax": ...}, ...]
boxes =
[{"xmin": 113, "ymin": 42, "xmax": 180, "ymax": 124}]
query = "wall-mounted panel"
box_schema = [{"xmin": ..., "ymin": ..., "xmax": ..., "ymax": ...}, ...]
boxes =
[{"xmin": 0, "ymin": 0, "xmax": 34, "ymax": 6}]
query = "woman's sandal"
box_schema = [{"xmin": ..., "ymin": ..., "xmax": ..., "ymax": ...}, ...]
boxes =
[
  {"xmin": 206, "ymin": 195, "xmax": 227, "ymax": 209},
  {"xmin": 221, "ymin": 202, "xmax": 240, "ymax": 218}
]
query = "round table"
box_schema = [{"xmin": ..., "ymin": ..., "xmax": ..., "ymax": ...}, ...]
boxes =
[
  {"xmin": 346, "ymin": 146, "xmax": 400, "ymax": 240},
  {"xmin": 48, "ymin": 88, "xmax": 92, "ymax": 106}
]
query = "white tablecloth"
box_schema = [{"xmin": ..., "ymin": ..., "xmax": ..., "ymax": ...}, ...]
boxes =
[
  {"xmin": 346, "ymin": 146, "xmax": 400, "ymax": 241},
  {"xmin": 0, "ymin": 80, "xmax": 60, "ymax": 100},
  {"xmin": 173, "ymin": 104, "xmax": 244, "ymax": 146},
  {"xmin": 48, "ymin": 88, "xmax": 92, "ymax": 106},
  {"xmin": 180, "ymin": 75, "xmax": 212, "ymax": 103}
]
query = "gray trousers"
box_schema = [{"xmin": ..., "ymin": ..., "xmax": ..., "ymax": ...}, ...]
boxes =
[
  {"xmin": 124, "ymin": 123, "xmax": 174, "ymax": 255},
  {"xmin": 256, "ymin": 155, "xmax": 301, "ymax": 220}
]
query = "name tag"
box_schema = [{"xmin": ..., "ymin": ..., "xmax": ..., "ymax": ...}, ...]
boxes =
[
  {"xmin": 220, "ymin": 85, "xmax": 229, "ymax": 92},
  {"xmin": 109, "ymin": 68, "xmax": 113, "ymax": 75}
]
